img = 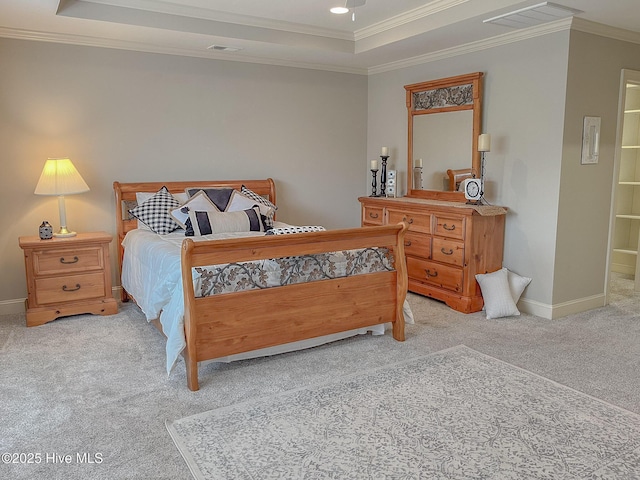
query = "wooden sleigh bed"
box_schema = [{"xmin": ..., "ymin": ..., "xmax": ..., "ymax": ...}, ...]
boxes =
[{"xmin": 114, "ymin": 179, "xmax": 409, "ymax": 391}]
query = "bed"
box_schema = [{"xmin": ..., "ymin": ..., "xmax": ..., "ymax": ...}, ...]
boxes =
[{"xmin": 114, "ymin": 179, "xmax": 409, "ymax": 391}]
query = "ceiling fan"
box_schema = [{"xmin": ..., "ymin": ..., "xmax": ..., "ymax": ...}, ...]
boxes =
[{"xmin": 330, "ymin": 0, "xmax": 366, "ymax": 21}]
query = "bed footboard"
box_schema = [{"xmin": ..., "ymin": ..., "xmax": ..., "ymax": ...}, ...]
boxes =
[{"xmin": 180, "ymin": 223, "xmax": 408, "ymax": 391}]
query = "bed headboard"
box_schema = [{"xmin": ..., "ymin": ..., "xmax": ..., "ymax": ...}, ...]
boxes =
[{"xmin": 113, "ymin": 179, "xmax": 276, "ymax": 276}]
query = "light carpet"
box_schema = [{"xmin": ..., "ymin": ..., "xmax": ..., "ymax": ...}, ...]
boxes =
[{"xmin": 167, "ymin": 345, "xmax": 640, "ymax": 480}]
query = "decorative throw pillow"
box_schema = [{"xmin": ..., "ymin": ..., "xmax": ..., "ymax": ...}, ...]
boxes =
[
  {"xmin": 241, "ymin": 185, "xmax": 277, "ymax": 228},
  {"xmin": 129, "ymin": 186, "xmax": 181, "ymax": 235},
  {"xmin": 227, "ymin": 190, "xmax": 275, "ymax": 230},
  {"xmin": 185, "ymin": 187, "xmax": 234, "ymax": 211},
  {"xmin": 170, "ymin": 190, "xmax": 219, "ymax": 228},
  {"xmin": 134, "ymin": 191, "xmax": 188, "ymax": 230},
  {"xmin": 507, "ymin": 269, "xmax": 532, "ymax": 305},
  {"xmin": 475, "ymin": 268, "xmax": 520, "ymax": 319},
  {"xmin": 188, "ymin": 206, "xmax": 264, "ymax": 236},
  {"xmin": 266, "ymin": 226, "xmax": 326, "ymax": 235}
]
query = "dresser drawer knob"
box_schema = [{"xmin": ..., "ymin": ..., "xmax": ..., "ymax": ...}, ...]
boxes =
[
  {"xmin": 425, "ymin": 269, "xmax": 438, "ymax": 278},
  {"xmin": 441, "ymin": 248, "xmax": 454, "ymax": 255},
  {"xmin": 62, "ymin": 283, "xmax": 81, "ymax": 292},
  {"xmin": 369, "ymin": 212, "xmax": 379, "ymax": 219},
  {"xmin": 442, "ymin": 224, "xmax": 455, "ymax": 231},
  {"xmin": 402, "ymin": 217, "xmax": 414, "ymax": 224},
  {"xmin": 60, "ymin": 256, "xmax": 79, "ymax": 264},
  {"xmin": 404, "ymin": 240, "xmax": 412, "ymax": 247}
]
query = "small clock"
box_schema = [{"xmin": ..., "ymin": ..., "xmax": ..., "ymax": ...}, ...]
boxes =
[{"xmin": 463, "ymin": 178, "xmax": 482, "ymax": 202}]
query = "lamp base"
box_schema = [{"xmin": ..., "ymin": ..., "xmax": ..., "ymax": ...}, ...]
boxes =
[{"xmin": 54, "ymin": 227, "xmax": 77, "ymax": 238}]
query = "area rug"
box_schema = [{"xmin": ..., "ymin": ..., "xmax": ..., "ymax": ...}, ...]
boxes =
[{"xmin": 167, "ymin": 345, "xmax": 640, "ymax": 479}]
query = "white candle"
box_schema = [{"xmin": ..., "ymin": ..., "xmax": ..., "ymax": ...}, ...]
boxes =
[
  {"xmin": 478, "ymin": 134, "xmax": 491, "ymax": 152},
  {"xmin": 381, "ymin": 146, "xmax": 389, "ymax": 156},
  {"xmin": 371, "ymin": 159, "xmax": 378, "ymax": 170},
  {"xmin": 415, "ymin": 158, "xmax": 423, "ymax": 168}
]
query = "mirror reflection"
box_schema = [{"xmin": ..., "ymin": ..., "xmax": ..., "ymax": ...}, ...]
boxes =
[{"xmin": 412, "ymin": 110, "xmax": 473, "ymax": 191}]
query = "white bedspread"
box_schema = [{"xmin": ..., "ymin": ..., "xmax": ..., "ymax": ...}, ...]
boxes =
[{"xmin": 121, "ymin": 226, "xmax": 414, "ymax": 375}]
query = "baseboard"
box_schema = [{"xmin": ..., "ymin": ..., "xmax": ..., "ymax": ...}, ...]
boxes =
[
  {"xmin": 0, "ymin": 298, "xmax": 27, "ymax": 315},
  {"xmin": 519, "ymin": 293, "xmax": 606, "ymax": 320},
  {"xmin": 0, "ymin": 286, "xmax": 123, "ymax": 316}
]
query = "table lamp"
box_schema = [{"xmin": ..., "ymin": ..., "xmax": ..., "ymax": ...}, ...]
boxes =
[{"xmin": 34, "ymin": 158, "xmax": 90, "ymax": 237}]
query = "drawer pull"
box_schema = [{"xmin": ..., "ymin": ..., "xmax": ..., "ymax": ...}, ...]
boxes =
[
  {"xmin": 404, "ymin": 240, "xmax": 412, "ymax": 247},
  {"xmin": 62, "ymin": 284, "xmax": 81, "ymax": 292},
  {"xmin": 369, "ymin": 212, "xmax": 379, "ymax": 219},
  {"xmin": 402, "ymin": 217, "xmax": 414, "ymax": 224},
  {"xmin": 60, "ymin": 256, "xmax": 79, "ymax": 264},
  {"xmin": 441, "ymin": 248, "xmax": 454, "ymax": 256},
  {"xmin": 442, "ymin": 224, "xmax": 456, "ymax": 231},
  {"xmin": 425, "ymin": 269, "xmax": 438, "ymax": 278}
]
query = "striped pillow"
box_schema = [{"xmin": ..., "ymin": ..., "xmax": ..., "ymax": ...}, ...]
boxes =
[{"xmin": 187, "ymin": 206, "xmax": 264, "ymax": 236}]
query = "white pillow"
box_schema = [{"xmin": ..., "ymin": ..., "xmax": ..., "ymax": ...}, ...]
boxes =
[
  {"xmin": 475, "ymin": 268, "xmax": 520, "ymax": 319},
  {"xmin": 507, "ymin": 269, "xmax": 532, "ymax": 304},
  {"xmin": 188, "ymin": 206, "xmax": 264, "ymax": 236},
  {"xmin": 227, "ymin": 190, "xmax": 275, "ymax": 219},
  {"xmin": 170, "ymin": 190, "xmax": 218, "ymax": 228},
  {"xmin": 135, "ymin": 191, "xmax": 188, "ymax": 230}
]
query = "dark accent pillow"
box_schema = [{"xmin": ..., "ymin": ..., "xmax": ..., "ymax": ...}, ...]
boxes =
[{"xmin": 186, "ymin": 188, "xmax": 234, "ymax": 211}]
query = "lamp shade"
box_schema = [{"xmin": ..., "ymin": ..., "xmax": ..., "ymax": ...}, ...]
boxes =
[
  {"xmin": 478, "ymin": 134, "xmax": 491, "ymax": 153},
  {"xmin": 34, "ymin": 158, "xmax": 89, "ymax": 196}
]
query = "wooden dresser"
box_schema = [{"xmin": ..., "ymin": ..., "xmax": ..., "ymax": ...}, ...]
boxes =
[
  {"xmin": 359, "ymin": 196, "xmax": 506, "ymax": 313},
  {"xmin": 19, "ymin": 231, "xmax": 118, "ymax": 327}
]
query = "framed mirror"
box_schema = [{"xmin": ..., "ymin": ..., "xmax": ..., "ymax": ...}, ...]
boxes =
[{"xmin": 405, "ymin": 72, "xmax": 483, "ymax": 201}]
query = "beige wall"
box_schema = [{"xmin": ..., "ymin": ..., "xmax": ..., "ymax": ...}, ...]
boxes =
[
  {"xmin": 0, "ymin": 39, "xmax": 368, "ymax": 307},
  {"xmin": 368, "ymin": 32, "xmax": 571, "ymax": 315},
  {"xmin": 367, "ymin": 29, "xmax": 640, "ymax": 317},
  {"xmin": 556, "ymin": 31, "xmax": 640, "ymax": 308}
]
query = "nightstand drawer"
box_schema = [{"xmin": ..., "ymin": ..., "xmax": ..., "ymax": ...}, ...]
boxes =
[
  {"xmin": 407, "ymin": 257, "xmax": 463, "ymax": 292},
  {"xmin": 34, "ymin": 247, "xmax": 104, "ymax": 275},
  {"xmin": 387, "ymin": 209, "xmax": 431, "ymax": 234},
  {"xmin": 432, "ymin": 238, "xmax": 464, "ymax": 266},
  {"xmin": 433, "ymin": 215, "xmax": 464, "ymax": 240},
  {"xmin": 35, "ymin": 272, "xmax": 106, "ymax": 305},
  {"xmin": 363, "ymin": 206, "xmax": 384, "ymax": 225}
]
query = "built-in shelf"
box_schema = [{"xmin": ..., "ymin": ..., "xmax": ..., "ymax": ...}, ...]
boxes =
[
  {"xmin": 622, "ymin": 145, "xmax": 640, "ymax": 149},
  {"xmin": 619, "ymin": 181, "xmax": 640, "ymax": 185},
  {"xmin": 625, "ymin": 109, "xmax": 640, "ymax": 114},
  {"xmin": 613, "ymin": 248, "xmax": 638, "ymax": 256},
  {"xmin": 616, "ymin": 214, "xmax": 640, "ymax": 220}
]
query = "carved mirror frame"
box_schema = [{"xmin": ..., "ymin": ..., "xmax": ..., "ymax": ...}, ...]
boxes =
[{"xmin": 405, "ymin": 72, "xmax": 483, "ymax": 202}]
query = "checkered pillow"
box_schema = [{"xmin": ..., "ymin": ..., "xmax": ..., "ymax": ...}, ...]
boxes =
[
  {"xmin": 241, "ymin": 185, "xmax": 277, "ymax": 228},
  {"xmin": 129, "ymin": 186, "xmax": 181, "ymax": 235}
]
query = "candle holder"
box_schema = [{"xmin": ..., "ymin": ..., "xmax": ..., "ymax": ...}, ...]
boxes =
[
  {"xmin": 370, "ymin": 169, "xmax": 379, "ymax": 197},
  {"xmin": 380, "ymin": 155, "xmax": 389, "ymax": 197}
]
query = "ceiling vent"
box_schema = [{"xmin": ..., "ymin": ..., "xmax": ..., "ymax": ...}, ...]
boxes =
[
  {"xmin": 207, "ymin": 45, "xmax": 243, "ymax": 52},
  {"xmin": 483, "ymin": 2, "xmax": 582, "ymax": 28}
]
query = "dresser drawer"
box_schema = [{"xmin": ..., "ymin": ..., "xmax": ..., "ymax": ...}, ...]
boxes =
[
  {"xmin": 403, "ymin": 232, "xmax": 431, "ymax": 259},
  {"xmin": 35, "ymin": 272, "xmax": 106, "ymax": 305},
  {"xmin": 432, "ymin": 238, "xmax": 464, "ymax": 266},
  {"xmin": 363, "ymin": 206, "xmax": 384, "ymax": 225},
  {"xmin": 407, "ymin": 257, "xmax": 463, "ymax": 292},
  {"xmin": 387, "ymin": 209, "xmax": 431, "ymax": 234},
  {"xmin": 433, "ymin": 215, "xmax": 464, "ymax": 240},
  {"xmin": 33, "ymin": 247, "xmax": 104, "ymax": 275}
]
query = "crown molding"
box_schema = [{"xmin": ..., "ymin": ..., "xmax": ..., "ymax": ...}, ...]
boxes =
[
  {"xmin": 0, "ymin": 27, "xmax": 368, "ymax": 75},
  {"xmin": 368, "ymin": 16, "xmax": 574, "ymax": 75},
  {"xmin": 60, "ymin": 0, "xmax": 354, "ymax": 41},
  {"xmin": 570, "ymin": 17, "xmax": 640, "ymax": 45},
  {"xmin": 355, "ymin": 0, "xmax": 471, "ymax": 41}
]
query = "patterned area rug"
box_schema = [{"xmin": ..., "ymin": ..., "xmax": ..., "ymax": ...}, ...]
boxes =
[{"xmin": 167, "ymin": 345, "xmax": 640, "ymax": 479}]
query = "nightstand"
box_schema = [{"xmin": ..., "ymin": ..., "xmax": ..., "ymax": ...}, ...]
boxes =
[{"xmin": 19, "ymin": 231, "xmax": 118, "ymax": 327}]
